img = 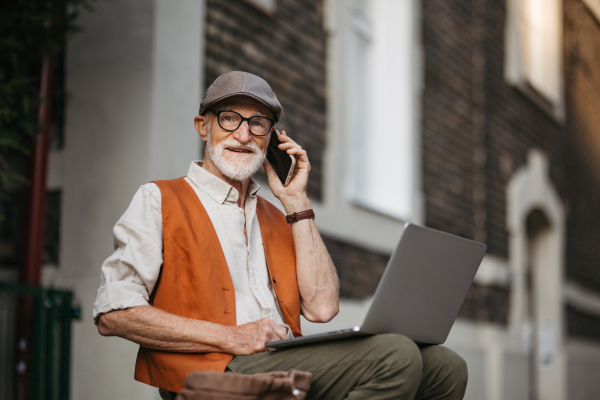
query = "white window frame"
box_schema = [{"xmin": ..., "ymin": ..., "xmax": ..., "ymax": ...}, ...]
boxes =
[
  {"xmin": 505, "ymin": 0, "xmax": 565, "ymax": 122},
  {"xmin": 314, "ymin": 0, "xmax": 424, "ymax": 252},
  {"xmin": 342, "ymin": 0, "xmax": 419, "ymax": 222}
]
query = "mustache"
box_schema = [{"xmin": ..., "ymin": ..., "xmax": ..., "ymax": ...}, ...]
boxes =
[{"xmin": 217, "ymin": 139, "xmax": 262, "ymax": 153}]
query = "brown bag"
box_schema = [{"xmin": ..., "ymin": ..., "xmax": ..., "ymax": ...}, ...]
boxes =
[{"xmin": 176, "ymin": 370, "xmax": 312, "ymax": 400}]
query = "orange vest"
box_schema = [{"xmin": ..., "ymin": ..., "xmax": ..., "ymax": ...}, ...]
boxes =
[{"xmin": 134, "ymin": 178, "xmax": 302, "ymax": 393}]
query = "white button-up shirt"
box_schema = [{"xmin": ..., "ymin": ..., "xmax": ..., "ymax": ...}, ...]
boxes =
[{"xmin": 93, "ymin": 161, "xmax": 292, "ymax": 338}]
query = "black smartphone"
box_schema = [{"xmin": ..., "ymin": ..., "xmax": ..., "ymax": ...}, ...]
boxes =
[{"xmin": 266, "ymin": 129, "xmax": 296, "ymax": 186}]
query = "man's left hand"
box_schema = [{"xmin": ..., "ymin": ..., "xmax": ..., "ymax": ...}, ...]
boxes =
[{"xmin": 263, "ymin": 130, "xmax": 311, "ymax": 213}]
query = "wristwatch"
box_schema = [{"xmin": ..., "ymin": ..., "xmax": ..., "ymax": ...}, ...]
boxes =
[{"xmin": 285, "ymin": 209, "xmax": 315, "ymax": 224}]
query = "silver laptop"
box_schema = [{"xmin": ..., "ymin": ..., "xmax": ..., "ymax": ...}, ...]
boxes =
[{"xmin": 266, "ymin": 223, "xmax": 487, "ymax": 350}]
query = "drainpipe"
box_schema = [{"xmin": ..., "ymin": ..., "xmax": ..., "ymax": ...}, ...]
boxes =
[
  {"xmin": 15, "ymin": 56, "xmax": 54, "ymax": 400},
  {"xmin": 21, "ymin": 56, "xmax": 53, "ymax": 286}
]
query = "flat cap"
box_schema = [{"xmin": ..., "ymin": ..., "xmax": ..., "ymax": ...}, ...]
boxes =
[{"xmin": 199, "ymin": 71, "xmax": 283, "ymax": 122}]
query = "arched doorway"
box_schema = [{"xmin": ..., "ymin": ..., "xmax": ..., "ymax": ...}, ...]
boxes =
[{"xmin": 507, "ymin": 149, "xmax": 566, "ymax": 400}]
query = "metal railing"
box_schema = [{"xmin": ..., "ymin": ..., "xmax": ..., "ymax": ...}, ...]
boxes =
[{"xmin": 0, "ymin": 283, "xmax": 81, "ymax": 400}]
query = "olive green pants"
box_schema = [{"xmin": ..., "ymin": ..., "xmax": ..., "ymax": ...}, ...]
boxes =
[{"xmin": 226, "ymin": 334, "xmax": 468, "ymax": 400}]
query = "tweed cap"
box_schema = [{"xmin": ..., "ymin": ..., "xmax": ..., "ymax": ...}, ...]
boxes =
[{"xmin": 199, "ymin": 71, "xmax": 283, "ymax": 122}]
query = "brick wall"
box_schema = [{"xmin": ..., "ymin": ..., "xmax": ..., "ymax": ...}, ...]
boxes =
[
  {"xmin": 457, "ymin": 284, "xmax": 510, "ymax": 325},
  {"xmin": 321, "ymin": 237, "xmax": 389, "ymax": 299},
  {"xmin": 422, "ymin": 0, "xmax": 569, "ymax": 258},
  {"xmin": 422, "ymin": 0, "xmax": 600, "ymax": 338},
  {"xmin": 204, "ymin": 0, "xmax": 326, "ymax": 199}
]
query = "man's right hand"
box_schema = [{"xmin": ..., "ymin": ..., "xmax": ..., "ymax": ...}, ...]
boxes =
[
  {"xmin": 220, "ymin": 317, "xmax": 288, "ymax": 355},
  {"xmin": 97, "ymin": 307, "xmax": 288, "ymax": 356}
]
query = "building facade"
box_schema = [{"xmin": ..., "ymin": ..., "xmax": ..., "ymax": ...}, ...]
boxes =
[{"xmin": 3, "ymin": 0, "xmax": 600, "ymax": 399}]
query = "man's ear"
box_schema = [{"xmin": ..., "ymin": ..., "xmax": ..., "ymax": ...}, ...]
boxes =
[{"xmin": 194, "ymin": 115, "xmax": 208, "ymax": 142}]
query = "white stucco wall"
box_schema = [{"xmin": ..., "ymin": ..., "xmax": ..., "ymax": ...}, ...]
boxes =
[{"xmin": 45, "ymin": 1, "xmax": 204, "ymax": 398}]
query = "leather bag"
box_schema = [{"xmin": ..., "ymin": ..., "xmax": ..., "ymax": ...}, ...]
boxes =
[{"xmin": 176, "ymin": 370, "xmax": 312, "ymax": 400}]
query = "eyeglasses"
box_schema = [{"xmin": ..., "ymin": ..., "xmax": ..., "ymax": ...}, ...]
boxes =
[{"xmin": 208, "ymin": 109, "xmax": 275, "ymax": 137}]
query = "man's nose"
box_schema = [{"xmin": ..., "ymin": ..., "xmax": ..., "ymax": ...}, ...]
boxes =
[{"xmin": 233, "ymin": 121, "xmax": 253, "ymax": 143}]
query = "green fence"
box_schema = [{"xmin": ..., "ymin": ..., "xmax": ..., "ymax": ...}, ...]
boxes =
[{"xmin": 0, "ymin": 283, "xmax": 81, "ymax": 400}]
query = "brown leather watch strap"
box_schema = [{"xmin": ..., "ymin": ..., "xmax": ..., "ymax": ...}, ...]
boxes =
[{"xmin": 286, "ymin": 209, "xmax": 315, "ymax": 224}]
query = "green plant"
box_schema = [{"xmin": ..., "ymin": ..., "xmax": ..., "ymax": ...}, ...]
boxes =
[{"xmin": 0, "ymin": 0, "xmax": 94, "ymax": 207}]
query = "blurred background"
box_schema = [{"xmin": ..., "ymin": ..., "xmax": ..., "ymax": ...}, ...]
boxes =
[{"xmin": 1, "ymin": 0, "xmax": 600, "ymax": 399}]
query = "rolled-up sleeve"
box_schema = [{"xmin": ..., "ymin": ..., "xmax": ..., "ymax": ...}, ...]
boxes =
[{"xmin": 92, "ymin": 183, "xmax": 163, "ymax": 323}]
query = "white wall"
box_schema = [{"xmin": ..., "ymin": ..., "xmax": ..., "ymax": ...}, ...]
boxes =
[{"xmin": 45, "ymin": 1, "xmax": 204, "ymax": 398}]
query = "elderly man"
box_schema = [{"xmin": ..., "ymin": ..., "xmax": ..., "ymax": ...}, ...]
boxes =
[{"xmin": 94, "ymin": 71, "xmax": 468, "ymax": 400}]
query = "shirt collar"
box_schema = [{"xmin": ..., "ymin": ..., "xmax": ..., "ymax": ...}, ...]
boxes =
[{"xmin": 186, "ymin": 161, "xmax": 260, "ymax": 204}]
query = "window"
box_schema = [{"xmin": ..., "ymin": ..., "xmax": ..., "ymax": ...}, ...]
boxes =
[
  {"xmin": 344, "ymin": 0, "xmax": 418, "ymax": 220},
  {"xmin": 505, "ymin": 0, "xmax": 564, "ymax": 121}
]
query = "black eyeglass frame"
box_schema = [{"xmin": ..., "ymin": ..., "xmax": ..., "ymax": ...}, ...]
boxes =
[{"xmin": 208, "ymin": 109, "xmax": 276, "ymax": 137}]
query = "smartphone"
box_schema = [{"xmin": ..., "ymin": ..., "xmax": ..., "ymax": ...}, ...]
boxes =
[{"xmin": 266, "ymin": 129, "xmax": 296, "ymax": 187}]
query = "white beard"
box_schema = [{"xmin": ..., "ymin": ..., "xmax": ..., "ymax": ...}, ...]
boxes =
[{"xmin": 206, "ymin": 132, "xmax": 266, "ymax": 182}]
